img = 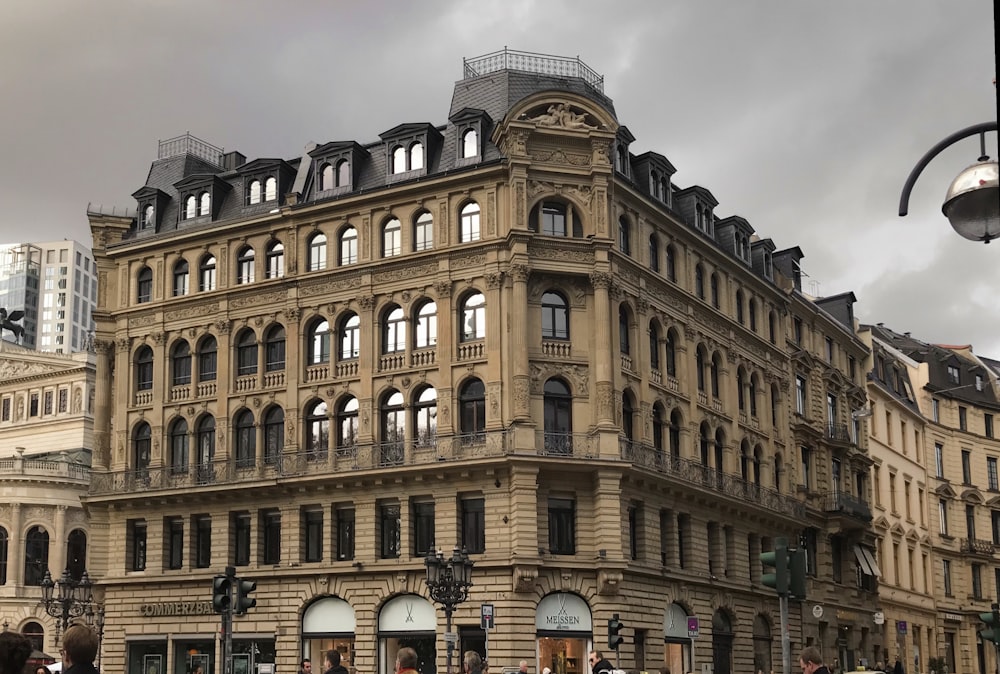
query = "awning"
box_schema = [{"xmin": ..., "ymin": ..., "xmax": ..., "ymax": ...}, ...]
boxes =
[{"xmin": 853, "ymin": 544, "xmax": 877, "ymax": 577}]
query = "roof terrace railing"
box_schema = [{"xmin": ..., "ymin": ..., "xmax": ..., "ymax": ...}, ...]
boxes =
[
  {"xmin": 463, "ymin": 48, "xmax": 604, "ymax": 93},
  {"xmin": 157, "ymin": 133, "xmax": 224, "ymax": 165}
]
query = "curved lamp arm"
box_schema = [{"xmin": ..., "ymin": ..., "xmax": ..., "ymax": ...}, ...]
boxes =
[{"xmin": 899, "ymin": 121, "xmax": 997, "ymax": 216}]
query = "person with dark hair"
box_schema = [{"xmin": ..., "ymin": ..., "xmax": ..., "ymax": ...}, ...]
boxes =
[
  {"xmin": 61, "ymin": 625, "xmax": 100, "ymax": 674},
  {"xmin": 588, "ymin": 651, "xmax": 613, "ymax": 674},
  {"xmin": 798, "ymin": 647, "xmax": 830, "ymax": 674},
  {"xmin": 36, "ymin": 666, "xmax": 53, "ymax": 674},
  {"xmin": 0, "ymin": 631, "xmax": 33, "ymax": 674},
  {"xmin": 395, "ymin": 647, "xmax": 419, "ymax": 674},
  {"xmin": 324, "ymin": 651, "xmax": 348, "ymax": 674},
  {"xmin": 300, "ymin": 659, "xmax": 312, "ymax": 674}
]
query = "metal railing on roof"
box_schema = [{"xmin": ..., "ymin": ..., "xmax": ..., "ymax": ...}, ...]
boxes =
[
  {"xmin": 157, "ymin": 133, "xmax": 224, "ymax": 165},
  {"xmin": 463, "ymin": 48, "xmax": 604, "ymax": 93}
]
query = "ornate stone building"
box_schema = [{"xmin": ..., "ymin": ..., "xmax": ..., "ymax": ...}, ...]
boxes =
[
  {"xmin": 85, "ymin": 50, "xmax": 879, "ymax": 674},
  {"xmin": 0, "ymin": 340, "xmax": 95, "ymax": 653}
]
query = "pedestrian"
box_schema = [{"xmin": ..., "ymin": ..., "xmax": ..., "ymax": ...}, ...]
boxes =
[
  {"xmin": 61, "ymin": 624, "xmax": 100, "ymax": 674},
  {"xmin": 36, "ymin": 666, "xmax": 53, "ymax": 674},
  {"xmin": 798, "ymin": 646, "xmax": 830, "ymax": 674},
  {"xmin": 395, "ymin": 647, "xmax": 420, "ymax": 674},
  {"xmin": 588, "ymin": 651, "xmax": 613, "ymax": 674},
  {"xmin": 324, "ymin": 651, "xmax": 349, "ymax": 674},
  {"xmin": 0, "ymin": 631, "xmax": 32, "ymax": 674},
  {"xmin": 519, "ymin": 662, "xmax": 528, "ymax": 674},
  {"xmin": 893, "ymin": 658, "xmax": 904, "ymax": 674},
  {"xmin": 300, "ymin": 659, "xmax": 312, "ymax": 674},
  {"xmin": 464, "ymin": 651, "xmax": 483, "ymax": 674}
]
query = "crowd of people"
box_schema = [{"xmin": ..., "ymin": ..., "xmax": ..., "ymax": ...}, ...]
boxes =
[{"xmin": 0, "ymin": 624, "xmax": 99, "ymax": 674}]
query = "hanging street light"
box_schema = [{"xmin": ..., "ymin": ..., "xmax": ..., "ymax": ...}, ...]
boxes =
[{"xmin": 40, "ymin": 568, "xmax": 95, "ymax": 638}]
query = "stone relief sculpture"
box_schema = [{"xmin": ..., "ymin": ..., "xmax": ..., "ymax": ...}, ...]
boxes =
[{"xmin": 530, "ymin": 103, "xmax": 598, "ymax": 130}]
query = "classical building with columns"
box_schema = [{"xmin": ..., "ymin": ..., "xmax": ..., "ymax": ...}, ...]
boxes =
[
  {"xmin": 85, "ymin": 49, "xmax": 879, "ymax": 674},
  {"xmin": 0, "ymin": 340, "xmax": 95, "ymax": 652}
]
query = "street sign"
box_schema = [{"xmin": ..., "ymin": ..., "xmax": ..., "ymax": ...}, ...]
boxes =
[
  {"xmin": 481, "ymin": 603, "xmax": 495, "ymax": 630},
  {"xmin": 687, "ymin": 616, "xmax": 700, "ymax": 638},
  {"xmin": 444, "ymin": 631, "xmax": 459, "ymax": 644}
]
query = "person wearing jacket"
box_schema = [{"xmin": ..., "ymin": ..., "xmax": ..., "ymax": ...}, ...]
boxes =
[
  {"xmin": 588, "ymin": 651, "xmax": 613, "ymax": 674},
  {"xmin": 324, "ymin": 651, "xmax": 349, "ymax": 674},
  {"xmin": 61, "ymin": 625, "xmax": 100, "ymax": 674}
]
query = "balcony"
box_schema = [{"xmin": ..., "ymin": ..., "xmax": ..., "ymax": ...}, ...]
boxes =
[
  {"xmin": 824, "ymin": 491, "xmax": 873, "ymax": 526},
  {"xmin": 535, "ymin": 431, "xmax": 598, "ymax": 458},
  {"xmin": 620, "ymin": 440, "xmax": 806, "ymax": 519},
  {"xmin": 826, "ymin": 423, "xmax": 854, "ymax": 445},
  {"xmin": 962, "ymin": 537, "xmax": 996, "ymax": 556}
]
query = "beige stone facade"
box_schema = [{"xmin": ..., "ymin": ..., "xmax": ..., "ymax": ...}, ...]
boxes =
[{"xmin": 85, "ymin": 54, "xmax": 879, "ymax": 674}]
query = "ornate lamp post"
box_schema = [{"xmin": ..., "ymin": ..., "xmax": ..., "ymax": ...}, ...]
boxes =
[
  {"xmin": 87, "ymin": 604, "xmax": 106, "ymax": 671},
  {"xmin": 899, "ymin": 121, "xmax": 999, "ymax": 243},
  {"xmin": 40, "ymin": 568, "xmax": 94, "ymax": 639},
  {"xmin": 425, "ymin": 546, "xmax": 474, "ymax": 674}
]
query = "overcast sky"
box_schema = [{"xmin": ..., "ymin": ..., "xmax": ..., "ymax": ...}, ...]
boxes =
[{"xmin": 1, "ymin": 1, "xmax": 996, "ymax": 356}]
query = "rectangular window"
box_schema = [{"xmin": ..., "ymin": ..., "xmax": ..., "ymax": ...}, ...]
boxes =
[
  {"xmin": 58, "ymin": 388, "xmax": 68, "ymax": 413},
  {"xmin": 677, "ymin": 513, "xmax": 690, "ymax": 569},
  {"xmin": 873, "ymin": 465, "xmax": 882, "ymax": 506},
  {"xmin": 939, "ymin": 499, "xmax": 949, "ymax": 536},
  {"xmin": 43, "ymin": 391, "xmax": 53, "ymax": 415},
  {"xmin": 935, "ymin": 443, "xmax": 945, "ymax": 478},
  {"xmin": 30, "ymin": 393, "xmax": 39, "ymax": 417},
  {"xmin": 959, "ymin": 406, "xmax": 968, "ymax": 431},
  {"xmin": 800, "ymin": 446, "xmax": 812, "ymax": 489},
  {"xmin": 918, "ymin": 488, "xmax": 925, "ymax": 526},
  {"xmin": 1, "ymin": 397, "xmax": 9, "ymax": 422},
  {"xmin": 830, "ymin": 535, "xmax": 843, "ymax": 584},
  {"xmin": 989, "ymin": 458, "xmax": 998, "ymax": 491},
  {"xmin": 336, "ymin": 506, "xmax": 355, "ymax": 561},
  {"xmin": 379, "ymin": 502, "xmax": 401, "ymax": 559},
  {"xmin": 943, "ymin": 559, "xmax": 952, "ymax": 596},
  {"xmin": 232, "ymin": 512, "xmax": 251, "ymax": 567},
  {"xmin": 460, "ymin": 497, "xmax": 485, "ymax": 554},
  {"xmin": 825, "ymin": 336, "xmax": 834, "ymax": 363},
  {"xmin": 972, "ymin": 563, "xmax": 984, "ymax": 600},
  {"xmin": 165, "ymin": 517, "xmax": 184, "ymax": 570},
  {"xmin": 659, "ymin": 509, "xmax": 675, "ymax": 566},
  {"xmin": 412, "ymin": 500, "xmax": 435, "ymax": 558},
  {"xmin": 193, "ymin": 515, "xmax": 212, "ymax": 568},
  {"xmin": 947, "ymin": 365, "xmax": 960, "ymax": 384},
  {"xmin": 932, "ymin": 398, "xmax": 940, "ymax": 422},
  {"xmin": 962, "ymin": 450, "xmax": 972, "ymax": 484},
  {"xmin": 548, "ymin": 497, "xmax": 576, "ymax": 555},
  {"xmin": 993, "ymin": 511, "xmax": 1000, "ymax": 545},
  {"xmin": 261, "ymin": 509, "xmax": 281, "ymax": 565},
  {"xmin": 889, "ymin": 474, "xmax": 897, "ymax": 513},
  {"xmin": 127, "ymin": 519, "xmax": 147, "ymax": 572},
  {"xmin": 795, "ymin": 376, "xmax": 806, "ymax": 415},
  {"xmin": 628, "ymin": 503, "xmax": 642, "ymax": 561},
  {"xmin": 303, "ymin": 508, "xmax": 323, "ymax": 563},
  {"xmin": 793, "ymin": 317, "xmax": 802, "ymax": 345},
  {"xmin": 966, "ymin": 503, "xmax": 976, "ymax": 539},
  {"xmin": 987, "ymin": 414, "xmax": 995, "ymax": 439}
]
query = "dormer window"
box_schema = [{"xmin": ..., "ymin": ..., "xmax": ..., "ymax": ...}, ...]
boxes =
[
  {"xmin": 264, "ymin": 177, "xmax": 277, "ymax": 201},
  {"xmin": 200, "ymin": 192, "xmax": 211, "ymax": 215},
  {"xmin": 248, "ymin": 180, "xmax": 262, "ymax": 205},
  {"xmin": 410, "ymin": 142, "xmax": 424, "ymax": 170},
  {"xmin": 182, "ymin": 191, "xmax": 212, "ymax": 221},
  {"xmin": 185, "ymin": 196, "xmax": 197, "ymax": 220},
  {"xmin": 320, "ymin": 160, "xmax": 352, "ymax": 191},
  {"xmin": 462, "ymin": 129, "xmax": 478, "ymax": 158},
  {"xmin": 391, "ymin": 143, "xmax": 424, "ymax": 174},
  {"xmin": 142, "ymin": 205, "xmax": 155, "ymax": 230}
]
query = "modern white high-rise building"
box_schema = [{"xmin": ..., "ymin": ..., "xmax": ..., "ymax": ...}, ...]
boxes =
[{"xmin": 0, "ymin": 240, "xmax": 97, "ymax": 352}]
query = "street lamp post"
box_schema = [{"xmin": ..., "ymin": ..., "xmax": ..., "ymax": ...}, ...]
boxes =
[
  {"xmin": 899, "ymin": 121, "xmax": 999, "ymax": 243},
  {"xmin": 87, "ymin": 604, "xmax": 106, "ymax": 671},
  {"xmin": 425, "ymin": 546, "xmax": 474, "ymax": 674},
  {"xmin": 40, "ymin": 568, "xmax": 95, "ymax": 639}
]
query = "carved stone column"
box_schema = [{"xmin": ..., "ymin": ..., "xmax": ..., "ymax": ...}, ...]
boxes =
[
  {"xmin": 93, "ymin": 339, "xmax": 115, "ymax": 468},
  {"xmin": 10, "ymin": 503, "xmax": 22, "ymax": 585},
  {"xmin": 51, "ymin": 505, "xmax": 67, "ymax": 576},
  {"xmin": 590, "ymin": 271, "xmax": 614, "ymax": 426},
  {"xmin": 511, "ymin": 264, "xmax": 531, "ymax": 420}
]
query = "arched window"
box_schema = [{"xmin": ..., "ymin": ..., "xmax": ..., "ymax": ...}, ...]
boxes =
[
  {"xmin": 415, "ymin": 300, "xmax": 437, "ymax": 348},
  {"xmin": 337, "ymin": 397, "xmax": 359, "ymax": 452},
  {"xmin": 768, "ymin": 311, "xmax": 777, "ymax": 344},
  {"xmin": 652, "ymin": 405, "xmax": 665, "ymax": 454},
  {"xmin": 462, "ymin": 128, "xmax": 478, "ymax": 158},
  {"xmin": 749, "ymin": 374, "xmax": 759, "ymax": 417},
  {"xmin": 248, "ymin": 179, "xmax": 262, "ymax": 205},
  {"xmin": 336, "ymin": 159, "xmax": 350, "ymax": 187},
  {"xmin": 321, "ymin": 163, "xmax": 334, "ymax": 190},
  {"xmin": 236, "ymin": 329, "xmax": 258, "ymax": 376},
  {"xmin": 264, "ymin": 176, "xmax": 277, "ymax": 201},
  {"xmin": 199, "ymin": 254, "xmax": 216, "ymax": 292},
  {"xmin": 699, "ymin": 424, "xmax": 711, "ymax": 466},
  {"xmin": 137, "ymin": 266, "xmax": 152, "ymax": 303},
  {"xmin": 773, "ymin": 452, "xmax": 783, "ymax": 492},
  {"xmin": 460, "ymin": 292, "xmax": 485, "ymax": 341},
  {"xmin": 618, "ymin": 215, "xmax": 631, "ymax": 255},
  {"xmin": 200, "ymin": 191, "xmax": 211, "ymax": 216},
  {"xmin": 307, "ymin": 318, "xmax": 331, "ymax": 364},
  {"xmin": 666, "ymin": 244, "xmax": 677, "ymax": 282},
  {"xmin": 669, "ymin": 410, "xmax": 682, "ymax": 458},
  {"xmin": 618, "ymin": 305, "xmax": 631, "ymax": 355},
  {"xmin": 133, "ymin": 422, "xmax": 152, "ymax": 474},
  {"xmin": 198, "ymin": 336, "xmax": 217, "ymax": 382},
  {"xmin": 383, "ymin": 305, "xmax": 406, "ymax": 354},
  {"xmin": 23, "ymin": 526, "xmax": 49, "ymax": 586},
  {"xmin": 622, "ymin": 392, "xmax": 635, "ymax": 441},
  {"xmin": 460, "ymin": 202, "xmax": 481, "ymax": 242},
  {"xmin": 666, "ymin": 329, "xmax": 678, "ymax": 377},
  {"xmin": 264, "ymin": 325, "xmax": 285, "ymax": 372},
  {"xmin": 740, "ymin": 441, "xmax": 751, "ymax": 481},
  {"xmin": 710, "ymin": 273, "xmax": 720, "ymax": 308},
  {"xmin": 263, "ymin": 406, "xmax": 284, "ymax": 465},
  {"xmin": 459, "ymin": 378, "xmax": 486, "ymax": 439},
  {"xmin": 414, "ymin": 386, "xmax": 438, "ymax": 446},
  {"xmin": 737, "ymin": 368, "xmax": 747, "ymax": 412},
  {"xmin": 382, "ymin": 217, "xmax": 402, "ymax": 258},
  {"xmin": 340, "ymin": 314, "xmax": 360, "ymax": 360},
  {"xmin": 392, "ymin": 146, "xmax": 406, "ymax": 174},
  {"xmin": 696, "ymin": 346, "xmax": 707, "ymax": 392},
  {"xmin": 196, "ymin": 416, "xmax": 216, "ymax": 479},
  {"xmin": 171, "ymin": 341, "xmax": 192, "ymax": 386},
  {"xmin": 169, "ymin": 418, "xmax": 189, "ymax": 474},
  {"xmin": 339, "ymin": 226, "xmax": 358, "ymax": 265},
  {"xmin": 135, "ymin": 346, "xmax": 153, "ymax": 392},
  {"xmin": 711, "ymin": 353, "xmax": 722, "ymax": 398},
  {"xmin": 649, "ymin": 234, "xmax": 660, "ymax": 272},
  {"xmin": 305, "ymin": 400, "xmax": 329, "ymax": 460},
  {"xmin": 185, "ymin": 195, "xmax": 197, "ymax": 219},
  {"xmin": 142, "ymin": 204, "xmax": 155, "ymax": 229},
  {"xmin": 736, "ymin": 290, "xmax": 745, "ymax": 324},
  {"xmin": 308, "ymin": 232, "xmax": 327, "ymax": 271},
  {"xmin": 541, "ymin": 291, "xmax": 569, "ymax": 340},
  {"xmin": 173, "ymin": 260, "xmax": 189, "ymax": 296},
  {"xmin": 0, "ymin": 527, "xmax": 8, "ymax": 585},
  {"xmin": 380, "ymin": 391, "xmax": 405, "ymax": 465},
  {"xmin": 749, "ymin": 299, "xmax": 758, "ymax": 332},
  {"xmin": 66, "ymin": 529, "xmax": 87, "ymax": 581},
  {"xmin": 414, "ymin": 211, "xmax": 434, "ymax": 251},
  {"xmin": 237, "ymin": 246, "xmax": 255, "ymax": 285},
  {"xmin": 538, "ymin": 202, "xmax": 568, "ymax": 237},
  {"xmin": 234, "ymin": 409, "xmax": 256, "ymax": 468},
  {"xmin": 543, "ymin": 378, "xmax": 573, "ymax": 455},
  {"xmin": 266, "ymin": 241, "xmax": 284, "ymax": 279},
  {"xmin": 409, "ymin": 142, "xmax": 424, "ymax": 170},
  {"xmin": 714, "ymin": 429, "xmax": 726, "ymax": 474},
  {"xmin": 695, "ymin": 264, "xmax": 705, "ymax": 299},
  {"xmin": 649, "ymin": 322, "xmax": 661, "ymax": 371}
]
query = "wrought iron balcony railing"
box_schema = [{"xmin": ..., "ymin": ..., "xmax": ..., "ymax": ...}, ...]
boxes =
[
  {"xmin": 824, "ymin": 491, "xmax": 873, "ymax": 521},
  {"xmin": 827, "ymin": 423, "xmax": 854, "ymax": 443},
  {"xmin": 962, "ymin": 537, "xmax": 996, "ymax": 556}
]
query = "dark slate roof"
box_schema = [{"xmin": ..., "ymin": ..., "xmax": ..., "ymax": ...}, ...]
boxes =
[{"xmin": 868, "ymin": 338, "xmax": 922, "ymax": 415}]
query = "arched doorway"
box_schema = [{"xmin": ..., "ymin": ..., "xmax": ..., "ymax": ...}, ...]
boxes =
[
  {"xmin": 663, "ymin": 603, "xmax": 693, "ymax": 674},
  {"xmin": 712, "ymin": 609, "xmax": 733, "ymax": 674},
  {"xmin": 535, "ymin": 593, "xmax": 593, "ymax": 674},
  {"xmin": 753, "ymin": 614, "xmax": 773, "ymax": 674},
  {"xmin": 302, "ymin": 597, "xmax": 356, "ymax": 672},
  {"xmin": 378, "ymin": 594, "xmax": 436, "ymax": 674}
]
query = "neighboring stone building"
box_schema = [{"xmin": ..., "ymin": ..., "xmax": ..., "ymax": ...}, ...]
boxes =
[
  {"xmin": 857, "ymin": 326, "xmax": 936, "ymax": 672},
  {"xmin": 870, "ymin": 325, "xmax": 1000, "ymax": 674},
  {"xmin": 0, "ymin": 340, "xmax": 95, "ymax": 652},
  {"xmin": 85, "ymin": 49, "xmax": 878, "ymax": 674}
]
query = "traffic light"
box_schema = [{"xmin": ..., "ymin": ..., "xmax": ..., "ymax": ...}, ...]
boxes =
[
  {"xmin": 760, "ymin": 538, "xmax": 789, "ymax": 595},
  {"xmin": 212, "ymin": 574, "xmax": 232, "ymax": 614},
  {"xmin": 608, "ymin": 613, "xmax": 624, "ymax": 650},
  {"xmin": 235, "ymin": 578, "xmax": 257, "ymax": 614},
  {"xmin": 979, "ymin": 603, "xmax": 1000, "ymax": 644},
  {"xmin": 789, "ymin": 548, "xmax": 808, "ymax": 601}
]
